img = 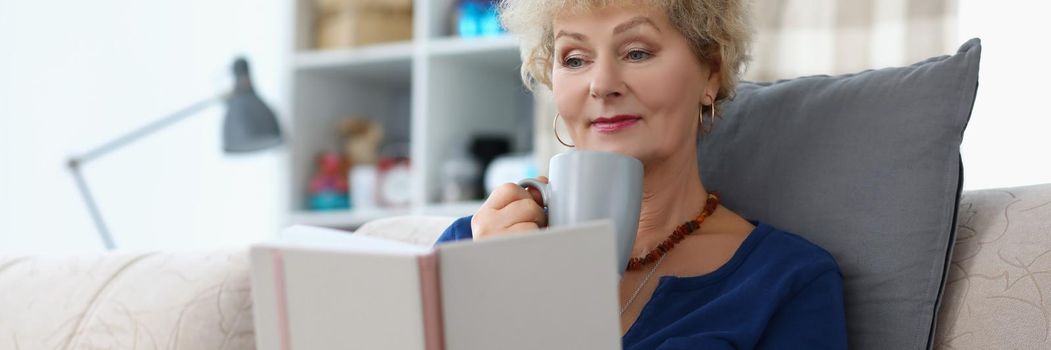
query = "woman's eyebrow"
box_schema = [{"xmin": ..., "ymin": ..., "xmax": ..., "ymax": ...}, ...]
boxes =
[
  {"xmin": 554, "ymin": 16, "xmax": 660, "ymax": 41},
  {"xmin": 614, "ymin": 16, "xmax": 660, "ymax": 35},
  {"xmin": 555, "ymin": 30, "xmax": 587, "ymax": 41}
]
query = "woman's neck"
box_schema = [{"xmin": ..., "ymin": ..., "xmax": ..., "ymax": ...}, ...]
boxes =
[{"xmin": 632, "ymin": 149, "xmax": 708, "ymax": 257}]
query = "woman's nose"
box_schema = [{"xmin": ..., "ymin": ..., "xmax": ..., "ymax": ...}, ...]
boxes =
[{"xmin": 589, "ymin": 58, "xmax": 625, "ymax": 99}]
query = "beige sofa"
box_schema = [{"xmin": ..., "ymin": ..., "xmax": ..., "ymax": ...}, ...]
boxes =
[{"xmin": 2, "ymin": 184, "xmax": 1048, "ymax": 349}]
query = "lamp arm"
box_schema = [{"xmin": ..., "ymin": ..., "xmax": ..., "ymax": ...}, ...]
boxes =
[
  {"xmin": 72, "ymin": 92, "xmax": 228, "ymax": 164},
  {"xmin": 67, "ymin": 92, "xmax": 228, "ymax": 250}
]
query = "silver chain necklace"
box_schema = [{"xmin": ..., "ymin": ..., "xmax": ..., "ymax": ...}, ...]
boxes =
[{"xmin": 620, "ymin": 252, "xmax": 668, "ymax": 315}]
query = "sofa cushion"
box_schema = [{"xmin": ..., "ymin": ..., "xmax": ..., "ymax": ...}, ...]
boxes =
[
  {"xmin": 935, "ymin": 183, "xmax": 1051, "ymax": 349},
  {"xmin": 698, "ymin": 38, "xmax": 981, "ymax": 349},
  {"xmin": 0, "ymin": 250, "xmax": 254, "ymax": 349}
]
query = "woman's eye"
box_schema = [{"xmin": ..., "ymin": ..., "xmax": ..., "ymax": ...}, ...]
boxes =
[
  {"xmin": 563, "ymin": 56, "xmax": 586, "ymax": 68},
  {"xmin": 626, "ymin": 49, "xmax": 652, "ymax": 62}
]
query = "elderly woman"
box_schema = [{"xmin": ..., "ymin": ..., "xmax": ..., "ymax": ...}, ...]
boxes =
[{"xmin": 435, "ymin": 0, "xmax": 847, "ymax": 348}]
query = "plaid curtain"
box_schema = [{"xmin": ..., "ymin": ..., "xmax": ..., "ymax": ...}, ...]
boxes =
[
  {"xmin": 531, "ymin": 0, "xmax": 960, "ymax": 168},
  {"xmin": 746, "ymin": 0, "xmax": 959, "ymax": 81}
]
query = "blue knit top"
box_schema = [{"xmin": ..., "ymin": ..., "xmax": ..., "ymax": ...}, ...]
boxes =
[{"xmin": 434, "ymin": 216, "xmax": 848, "ymax": 349}]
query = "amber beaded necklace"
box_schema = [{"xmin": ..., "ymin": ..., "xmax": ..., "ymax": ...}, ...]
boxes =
[
  {"xmin": 625, "ymin": 192, "xmax": 721, "ymax": 271},
  {"xmin": 620, "ymin": 192, "xmax": 721, "ymax": 315}
]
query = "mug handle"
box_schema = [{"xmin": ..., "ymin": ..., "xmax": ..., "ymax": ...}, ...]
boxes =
[{"xmin": 517, "ymin": 178, "xmax": 550, "ymax": 208}]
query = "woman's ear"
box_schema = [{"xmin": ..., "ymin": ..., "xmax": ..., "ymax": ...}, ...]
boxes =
[{"xmin": 705, "ymin": 70, "xmax": 720, "ymax": 103}]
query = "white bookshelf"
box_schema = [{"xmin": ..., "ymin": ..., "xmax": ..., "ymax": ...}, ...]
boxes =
[{"xmin": 286, "ymin": 0, "xmax": 534, "ymax": 229}]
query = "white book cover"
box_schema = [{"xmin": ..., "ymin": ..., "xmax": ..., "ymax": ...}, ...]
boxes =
[{"xmin": 250, "ymin": 220, "xmax": 622, "ymax": 350}]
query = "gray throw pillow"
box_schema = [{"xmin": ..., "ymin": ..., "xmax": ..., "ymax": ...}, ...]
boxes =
[{"xmin": 698, "ymin": 38, "xmax": 980, "ymax": 350}]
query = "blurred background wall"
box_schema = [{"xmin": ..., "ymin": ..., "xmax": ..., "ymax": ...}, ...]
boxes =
[
  {"xmin": 0, "ymin": 0, "xmax": 291, "ymax": 252},
  {"xmin": 955, "ymin": 0, "xmax": 1051, "ymax": 190}
]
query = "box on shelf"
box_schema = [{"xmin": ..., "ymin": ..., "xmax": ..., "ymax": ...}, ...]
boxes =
[
  {"xmin": 314, "ymin": 0, "xmax": 413, "ymax": 49},
  {"xmin": 340, "ymin": 117, "xmax": 384, "ymax": 209},
  {"xmin": 314, "ymin": 0, "xmax": 411, "ymax": 12}
]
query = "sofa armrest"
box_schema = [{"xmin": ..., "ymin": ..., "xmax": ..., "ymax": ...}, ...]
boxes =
[
  {"xmin": 935, "ymin": 183, "xmax": 1051, "ymax": 349},
  {"xmin": 0, "ymin": 250, "xmax": 255, "ymax": 349}
]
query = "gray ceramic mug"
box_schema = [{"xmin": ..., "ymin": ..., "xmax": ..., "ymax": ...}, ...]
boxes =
[{"xmin": 518, "ymin": 150, "xmax": 643, "ymax": 276}]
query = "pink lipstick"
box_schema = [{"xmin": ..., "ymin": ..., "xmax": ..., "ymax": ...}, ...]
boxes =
[{"xmin": 591, "ymin": 115, "xmax": 641, "ymax": 133}]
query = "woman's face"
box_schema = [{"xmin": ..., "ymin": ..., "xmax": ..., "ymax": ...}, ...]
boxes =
[{"xmin": 551, "ymin": 4, "xmax": 719, "ymax": 163}]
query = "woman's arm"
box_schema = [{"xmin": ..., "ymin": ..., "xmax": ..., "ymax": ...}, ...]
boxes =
[
  {"xmin": 754, "ymin": 269, "xmax": 848, "ymax": 349},
  {"xmin": 433, "ymin": 215, "xmax": 474, "ymax": 245}
]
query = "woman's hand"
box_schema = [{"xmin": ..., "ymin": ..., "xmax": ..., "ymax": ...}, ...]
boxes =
[{"xmin": 471, "ymin": 176, "xmax": 549, "ymax": 239}]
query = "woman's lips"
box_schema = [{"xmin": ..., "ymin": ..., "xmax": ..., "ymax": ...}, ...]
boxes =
[{"xmin": 591, "ymin": 115, "xmax": 641, "ymax": 133}]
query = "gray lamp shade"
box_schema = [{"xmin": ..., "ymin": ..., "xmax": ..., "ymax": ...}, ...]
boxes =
[{"xmin": 223, "ymin": 58, "xmax": 283, "ymax": 153}]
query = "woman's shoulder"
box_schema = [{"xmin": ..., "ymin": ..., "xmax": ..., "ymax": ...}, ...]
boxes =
[
  {"xmin": 695, "ymin": 207, "xmax": 840, "ymax": 277},
  {"xmin": 662, "ymin": 220, "xmax": 841, "ymax": 292},
  {"xmin": 747, "ymin": 221, "xmax": 843, "ymax": 280}
]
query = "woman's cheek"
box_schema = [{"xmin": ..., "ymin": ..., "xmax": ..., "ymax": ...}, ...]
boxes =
[{"xmin": 551, "ymin": 76, "xmax": 589, "ymax": 127}]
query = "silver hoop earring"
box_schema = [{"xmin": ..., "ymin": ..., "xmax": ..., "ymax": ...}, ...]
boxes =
[
  {"xmin": 553, "ymin": 113, "xmax": 575, "ymax": 148},
  {"xmin": 710, "ymin": 102, "xmax": 716, "ymax": 128},
  {"xmin": 699, "ymin": 103, "xmax": 717, "ymax": 135},
  {"xmin": 700, "ymin": 94, "xmax": 717, "ymax": 135}
]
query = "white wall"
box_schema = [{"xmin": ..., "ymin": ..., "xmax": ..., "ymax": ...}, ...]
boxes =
[
  {"xmin": 0, "ymin": 0, "xmax": 291, "ymax": 252},
  {"xmin": 958, "ymin": 1, "xmax": 1051, "ymax": 190}
]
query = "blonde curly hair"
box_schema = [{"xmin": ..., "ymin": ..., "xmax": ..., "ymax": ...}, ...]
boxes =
[{"xmin": 499, "ymin": 0, "xmax": 753, "ymax": 106}]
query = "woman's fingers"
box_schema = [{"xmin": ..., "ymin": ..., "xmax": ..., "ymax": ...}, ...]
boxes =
[
  {"xmin": 472, "ymin": 178, "xmax": 551, "ymax": 239},
  {"xmin": 499, "ymin": 197, "xmax": 548, "ymax": 228},
  {"xmin": 482, "ymin": 183, "xmax": 534, "ymax": 210},
  {"xmin": 504, "ymin": 221, "xmax": 540, "ymax": 233},
  {"xmin": 524, "ymin": 186, "xmax": 544, "ymax": 207},
  {"xmin": 470, "ymin": 199, "xmax": 546, "ymax": 238}
]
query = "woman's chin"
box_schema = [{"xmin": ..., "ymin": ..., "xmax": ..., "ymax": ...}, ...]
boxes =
[{"xmin": 577, "ymin": 140, "xmax": 647, "ymax": 160}]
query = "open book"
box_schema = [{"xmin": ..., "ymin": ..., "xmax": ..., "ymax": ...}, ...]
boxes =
[{"xmin": 250, "ymin": 220, "xmax": 622, "ymax": 350}]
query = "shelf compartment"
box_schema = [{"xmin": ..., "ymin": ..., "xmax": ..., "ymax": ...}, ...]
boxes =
[
  {"xmin": 293, "ymin": 41, "xmax": 414, "ymax": 85},
  {"xmin": 428, "ymin": 35, "xmax": 519, "ymax": 58},
  {"xmin": 418, "ymin": 49, "xmax": 534, "ymax": 203},
  {"xmin": 289, "ymin": 73, "xmax": 413, "ymax": 213}
]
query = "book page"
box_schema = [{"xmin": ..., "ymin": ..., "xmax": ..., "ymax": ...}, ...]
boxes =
[
  {"xmin": 278, "ymin": 224, "xmax": 431, "ymax": 256},
  {"xmin": 252, "ymin": 225, "xmax": 436, "ymax": 350},
  {"xmin": 437, "ymin": 220, "xmax": 622, "ymax": 350}
]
